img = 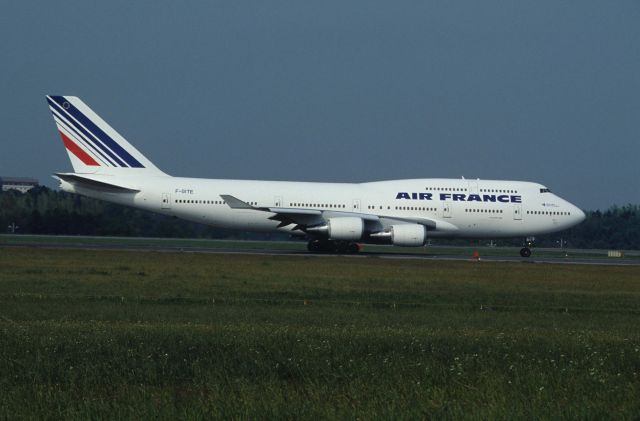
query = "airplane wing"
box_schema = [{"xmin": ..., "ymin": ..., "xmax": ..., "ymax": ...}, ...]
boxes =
[
  {"xmin": 220, "ymin": 195, "xmax": 458, "ymax": 233},
  {"xmin": 221, "ymin": 194, "xmax": 327, "ymax": 229}
]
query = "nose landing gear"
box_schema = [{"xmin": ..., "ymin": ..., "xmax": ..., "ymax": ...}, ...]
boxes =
[{"xmin": 520, "ymin": 236, "xmax": 535, "ymax": 258}]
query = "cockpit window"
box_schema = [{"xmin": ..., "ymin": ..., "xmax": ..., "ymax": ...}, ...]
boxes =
[{"xmin": 540, "ymin": 188, "xmax": 552, "ymax": 193}]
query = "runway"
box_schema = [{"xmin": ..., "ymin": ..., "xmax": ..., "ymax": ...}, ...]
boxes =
[
  {"xmin": 2, "ymin": 236, "xmax": 639, "ymax": 266},
  {"xmin": 178, "ymin": 248, "xmax": 640, "ymax": 266}
]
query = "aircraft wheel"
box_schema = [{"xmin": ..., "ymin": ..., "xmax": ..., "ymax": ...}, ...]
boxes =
[
  {"xmin": 520, "ymin": 247, "xmax": 532, "ymax": 258},
  {"xmin": 347, "ymin": 243, "xmax": 360, "ymax": 254},
  {"xmin": 335, "ymin": 242, "xmax": 348, "ymax": 254},
  {"xmin": 308, "ymin": 240, "xmax": 360, "ymax": 254},
  {"xmin": 308, "ymin": 240, "xmax": 338, "ymax": 253},
  {"xmin": 307, "ymin": 240, "xmax": 322, "ymax": 252}
]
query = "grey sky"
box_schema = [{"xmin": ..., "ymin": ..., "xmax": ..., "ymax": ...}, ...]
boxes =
[{"xmin": 1, "ymin": 1, "xmax": 638, "ymax": 210}]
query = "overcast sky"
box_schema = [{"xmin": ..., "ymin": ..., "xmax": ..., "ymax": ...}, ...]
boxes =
[{"xmin": 1, "ymin": 1, "xmax": 638, "ymax": 210}]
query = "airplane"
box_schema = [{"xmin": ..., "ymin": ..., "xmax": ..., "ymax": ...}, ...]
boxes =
[{"xmin": 46, "ymin": 95, "xmax": 586, "ymax": 257}]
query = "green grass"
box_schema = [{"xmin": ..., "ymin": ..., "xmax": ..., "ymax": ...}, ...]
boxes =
[{"xmin": 1, "ymin": 248, "xmax": 639, "ymax": 419}]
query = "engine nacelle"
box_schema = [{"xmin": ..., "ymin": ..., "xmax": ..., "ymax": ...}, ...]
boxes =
[
  {"xmin": 391, "ymin": 224, "xmax": 426, "ymax": 247},
  {"xmin": 327, "ymin": 217, "xmax": 364, "ymax": 241}
]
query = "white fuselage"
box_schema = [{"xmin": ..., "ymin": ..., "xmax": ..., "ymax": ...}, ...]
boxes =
[{"xmin": 61, "ymin": 175, "xmax": 585, "ymax": 240}]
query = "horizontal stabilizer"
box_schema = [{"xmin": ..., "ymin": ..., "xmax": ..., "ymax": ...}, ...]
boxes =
[{"xmin": 54, "ymin": 173, "xmax": 140, "ymax": 193}]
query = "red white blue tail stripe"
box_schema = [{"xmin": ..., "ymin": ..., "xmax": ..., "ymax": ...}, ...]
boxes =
[{"xmin": 46, "ymin": 95, "xmax": 144, "ymax": 168}]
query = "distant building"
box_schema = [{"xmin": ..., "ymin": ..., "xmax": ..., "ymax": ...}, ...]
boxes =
[{"xmin": 0, "ymin": 177, "xmax": 39, "ymax": 193}]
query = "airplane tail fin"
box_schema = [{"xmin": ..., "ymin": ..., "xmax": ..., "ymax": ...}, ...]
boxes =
[{"xmin": 45, "ymin": 95, "xmax": 166, "ymax": 175}]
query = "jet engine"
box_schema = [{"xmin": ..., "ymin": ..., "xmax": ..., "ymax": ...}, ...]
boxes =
[
  {"xmin": 390, "ymin": 224, "xmax": 426, "ymax": 247},
  {"xmin": 327, "ymin": 217, "xmax": 364, "ymax": 241}
]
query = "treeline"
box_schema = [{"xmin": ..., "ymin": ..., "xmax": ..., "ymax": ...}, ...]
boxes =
[
  {"xmin": 1, "ymin": 187, "xmax": 638, "ymax": 249},
  {"xmin": 561, "ymin": 205, "xmax": 640, "ymax": 250},
  {"xmin": 0, "ymin": 187, "xmax": 261, "ymax": 240}
]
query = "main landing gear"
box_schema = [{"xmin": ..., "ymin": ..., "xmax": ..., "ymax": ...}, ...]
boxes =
[
  {"xmin": 520, "ymin": 236, "xmax": 534, "ymax": 258},
  {"xmin": 307, "ymin": 239, "xmax": 361, "ymax": 254}
]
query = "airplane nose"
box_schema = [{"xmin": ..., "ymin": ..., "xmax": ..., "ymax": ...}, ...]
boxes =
[{"xmin": 574, "ymin": 206, "xmax": 586, "ymax": 223}]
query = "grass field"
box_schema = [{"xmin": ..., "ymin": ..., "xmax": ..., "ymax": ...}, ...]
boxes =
[{"xmin": 1, "ymin": 247, "xmax": 639, "ymax": 419}]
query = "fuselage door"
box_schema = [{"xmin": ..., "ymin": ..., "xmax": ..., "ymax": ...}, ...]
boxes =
[
  {"xmin": 443, "ymin": 201, "xmax": 452, "ymax": 218},
  {"xmin": 513, "ymin": 204, "xmax": 522, "ymax": 220},
  {"xmin": 352, "ymin": 199, "xmax": 361, "ymax": 211},
  {"xmin": 161, "ymin": 193, "xmax": 171, "ymax": 210},
  {"xmin": 274, "ymin": 196, "xmax": 283, "ymax": 207}
]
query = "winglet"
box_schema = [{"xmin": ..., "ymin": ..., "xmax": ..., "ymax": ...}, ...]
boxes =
[{"xmin": 220, "ymin": 195, "xmax": 256, "ymax": 209}]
